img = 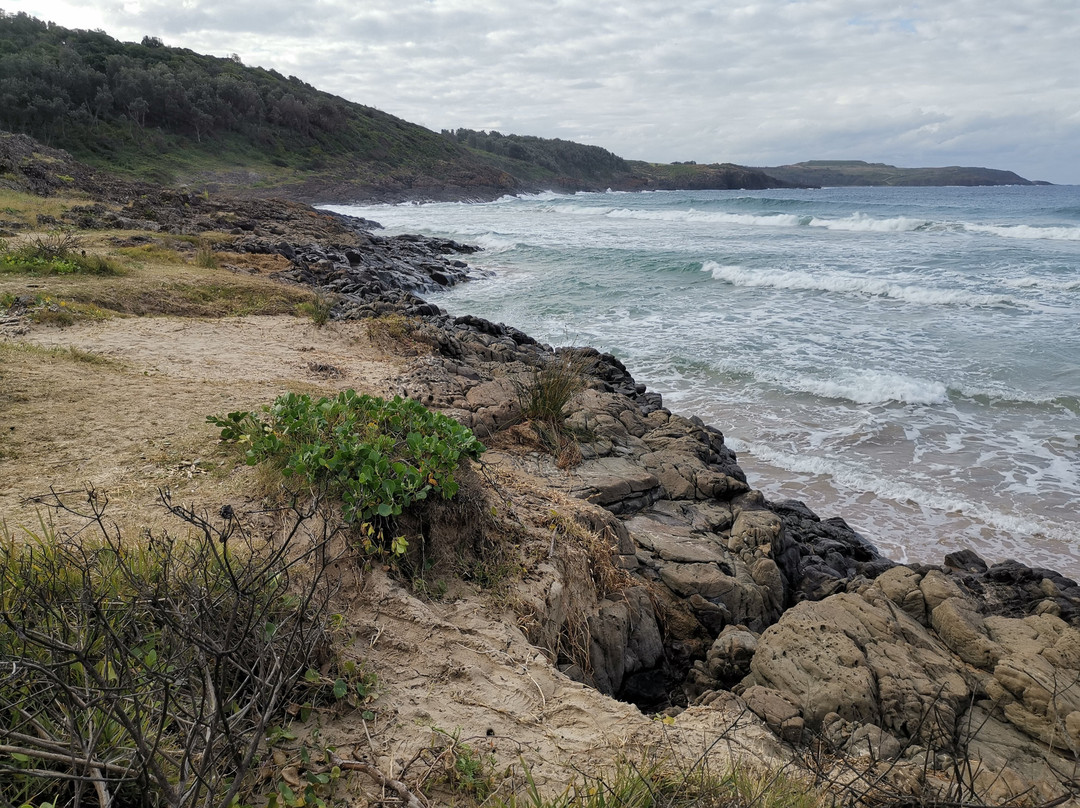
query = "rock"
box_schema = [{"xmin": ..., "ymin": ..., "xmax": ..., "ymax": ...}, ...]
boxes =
[
  {"xmin": 745, "ymin": 592, "xmax": 971, "ymax": 742},
  {"xmin": 742, "ymin": 685, "xmax": 803, "ymax": 742},
  {"xmin": 570, "ymin": 457, "xmax": 662, "ymax": 512},
  {"xmin": 625, "ymin": 515, "xmax": 724, "ymax": 564},
  {"xmin": 943, "ymin": 548, "xmax": 989, "ymax": 574},
  {"xmin": 587, "ymin": 587, "xmax": 664, "ymax": 697},
  {"xmin": 846, "ymin": 724, "xmax": 903, "ymax": 761},
  {"xmin": 705, "ymin": 626, "xmax": 758, "ymax": 685},
  {"xmin": 659, "ymin": 563, "xmax": 733, "ymax": 600},
  {"xmin": 931, "ymin": 596, "xmax": 1001, "ymax": 668},
  {"xmin": 728, "ymin": 510, "xmax": 783, "ymax": 555},
  {"xmin": 874, "ymin": 566, "xmax": 927, "ymax": 623},
  {"xmin": 919, "ymin": 569, "xmax": 965, "ymax": 612}
]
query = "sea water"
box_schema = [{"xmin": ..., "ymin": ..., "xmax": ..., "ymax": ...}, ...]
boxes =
[{"xmin": 327, "ymin": 186, "xmax": 1080, "ymax": 577}]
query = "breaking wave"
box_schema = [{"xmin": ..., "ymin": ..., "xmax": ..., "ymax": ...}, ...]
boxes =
[{"xmin": 701, "ymin": 261, "xmax": 1022, "ymax": 307}]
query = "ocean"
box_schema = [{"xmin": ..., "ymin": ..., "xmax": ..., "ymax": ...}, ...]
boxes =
[{"xmin": 327, "ymin": 185, "xmax": 1080, "ymax": 577}]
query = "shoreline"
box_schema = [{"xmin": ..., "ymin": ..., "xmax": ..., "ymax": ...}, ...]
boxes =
[
  {"xmin": 5, "ymin": 177, "xmax": 1080, "ymax": 802},
  {"xmin": 331, "ymin": 188, "xmax": 1080, "ymax": 581}
]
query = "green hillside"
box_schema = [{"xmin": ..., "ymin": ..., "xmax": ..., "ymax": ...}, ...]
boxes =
[{"xmin": 0, "ymin": 11, "xmax": 791, "ymax": 200}]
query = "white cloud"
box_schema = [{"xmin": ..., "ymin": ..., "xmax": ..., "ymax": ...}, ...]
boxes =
[{"xmin": 6, "ymin": 0, "xmax": 1079, "ymax": 182}]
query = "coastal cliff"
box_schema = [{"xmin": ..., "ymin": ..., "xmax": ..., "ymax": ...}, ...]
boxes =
[{"xmin": 2, "ymin": 143, "xmax": 1078, "ymax": 806}]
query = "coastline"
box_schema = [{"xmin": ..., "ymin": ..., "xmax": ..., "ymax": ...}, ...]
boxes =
[
  {"xmin": 282, "ymin": 210, "xmax": 1080, "ymax": 800},
  {"xmin": 4, "ymin": 180, "xmax": 1080, "ymax": 803},
  {"xmin": 330, "ymin": 186, "xmax": 1080, "ymax": 580}
]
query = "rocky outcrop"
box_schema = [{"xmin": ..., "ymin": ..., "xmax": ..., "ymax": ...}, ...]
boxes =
[
  {"xmin": 224, "ymin": 206, "xmax": 1080, "ymax": 804},
  {"xmin": 738, "ymin": 564, "xmax": 1080, "ymax": 802}
]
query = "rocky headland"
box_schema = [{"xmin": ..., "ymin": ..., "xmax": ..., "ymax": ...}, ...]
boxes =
[{"xmin": 2, "ymin": 152, "xmax": 1078, "ymax": 804}]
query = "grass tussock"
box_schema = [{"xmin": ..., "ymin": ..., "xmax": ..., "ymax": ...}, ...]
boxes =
[
  {"xmin": 295, "ymin": 289, "xmax": 335, "ymax": 325},
  {"xmin": 495, "ymin": 755, "xmax": 822, "ymax": 808},
  {"xmin": 1, "ymin": 230, "xmax": 124, "ymax": 277},
  {"xmin": 400, "ymin": 744, "xmax": 824, "ymax": 808},
  {"xmin": 0, "ymin": 188, "xmax": 85, "ymax": 229},
  {"xmin": 194, "ymin": 240, "xmax": 219, "ymax": 268},
  {"xmin": 363, "ymin": 312, "xmax": 437, "ymax": 355},
  {"xmin": 513, "ymin": 350, "xmax": 595, "ymax": 466}
]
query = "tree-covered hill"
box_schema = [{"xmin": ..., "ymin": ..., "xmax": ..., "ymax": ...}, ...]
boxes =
[
  {"xmin": 0, "ymin": 10, "xmax": 520, "ymax": 200},
  {"xmin": 0, "ymin": 11, "xmax": 792, "ymax": 200}
]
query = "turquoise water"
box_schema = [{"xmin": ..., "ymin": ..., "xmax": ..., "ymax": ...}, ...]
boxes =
[{"xmin": 329, "ymin": 186, "xmax": 1080, "ymax": 575}]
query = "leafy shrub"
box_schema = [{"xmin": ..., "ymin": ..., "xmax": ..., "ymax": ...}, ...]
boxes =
[{"xmin": 208, "ymin": 391, "xmax": 485, "ymax": 552}]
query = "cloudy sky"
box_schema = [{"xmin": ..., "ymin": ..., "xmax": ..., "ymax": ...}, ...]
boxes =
[{"xmin": 8, "ymin": 0, "xmax": 1080, "ymax": 183}]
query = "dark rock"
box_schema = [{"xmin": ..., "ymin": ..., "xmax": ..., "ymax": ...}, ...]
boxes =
[{"xmin": 944, "ymin": 548, "xmax": 988, "ymax": 573}]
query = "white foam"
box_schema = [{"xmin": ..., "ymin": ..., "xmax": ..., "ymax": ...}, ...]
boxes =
[
  {"xmin": 546, "ymin": 205, "xmax": 808, "ymax": 228},
  {"xmin": 1003, "ymin": 276, "xmax": 1080, "ymax": 291},
  {"xmin": 701, "ymin": 261, "xmax": 1021, "ymax": 308},
  {"xmin": 808, "ymin": 213, "xmax": 929, "ymax": 232},
  {"xmin": 791, "ymin": 369, "xmax": 949, "ymax": 405},
  {"xmin": 963, "ymin": 223, "xmax": 1080, "ymax": 241},
  {"xmin": 739, "ymin": 442, "xmax": 1074, "ymax": 545},
  {"xmin": 473, "ymin": 233, "xmax": 519, "ymax": 252}
]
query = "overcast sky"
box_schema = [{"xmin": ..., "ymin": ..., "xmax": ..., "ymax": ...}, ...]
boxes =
[{"xmin": 7, "ymin": 0, "xmax": 1080, "ymax": 184}]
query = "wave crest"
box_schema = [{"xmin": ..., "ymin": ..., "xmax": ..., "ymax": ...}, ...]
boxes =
[{"xmin": 701, "ymin": 261, "xmax": 1022, "ymax": 308}]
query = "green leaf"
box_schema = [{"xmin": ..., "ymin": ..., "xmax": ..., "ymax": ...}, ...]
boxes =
[{"xmin": 332, "ymin": 678, "xmax": 347, "ymax": 700}]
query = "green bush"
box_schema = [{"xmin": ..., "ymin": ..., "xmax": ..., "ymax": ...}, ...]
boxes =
[{"xmin": 209, "ymin": 391, "xmax": 485, "ymax": 552}]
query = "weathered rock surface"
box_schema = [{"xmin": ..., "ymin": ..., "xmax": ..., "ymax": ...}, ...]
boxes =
[{"xmin": 214, "ymin": 200, "xmax": 1080, "ymax": 804}]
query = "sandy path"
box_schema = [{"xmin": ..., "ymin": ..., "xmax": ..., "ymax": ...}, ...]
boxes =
[{"xmin": 1, "ymin": 314, "xmax": 404, "ymax": 537}]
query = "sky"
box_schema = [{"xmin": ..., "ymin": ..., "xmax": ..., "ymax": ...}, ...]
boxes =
[{"xmin": 6, "ymin": 0, "xmax": 1080, "ymax": 184}]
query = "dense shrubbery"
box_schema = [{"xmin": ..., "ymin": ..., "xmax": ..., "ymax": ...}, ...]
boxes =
[
  {"xmin": 0, "ymin": 10, "xmax": 464, "ymax": 176},
  {"xmin": 445, "ymin": 128, "xmax": 630, "ymax": 181},
  {"xmin": 209, "ymin": 390, "xmax": 485, "ymax": 553}
]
